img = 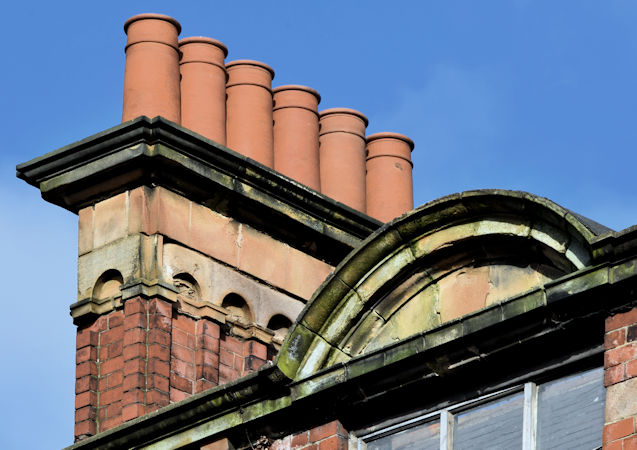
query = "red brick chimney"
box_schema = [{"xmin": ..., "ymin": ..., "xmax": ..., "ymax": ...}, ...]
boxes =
[{"xmin": 32, "ymin": 13, "xmax": 417, "ymax": 442}]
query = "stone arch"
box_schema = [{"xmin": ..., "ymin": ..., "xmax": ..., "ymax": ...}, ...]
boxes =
[
  {"xmin": 277, "ymin": 190, "xmax": 608, "ymax": 380},
  {"xmin": 267, "ymin": 314, "xmax": 293, "ymax": 341},
  {"xmin": 92, "ymin": 269, "xmax": 124, "ymax": 301},
  {"xmin": 162, "ymin": 242, "xmax": 214, "ymax": 304},
  {"xmin": 222, "ymin": 293, "xmax": 253, "ymax": 324},
  {"xmin": 172, "ymin": 272, "xmax": 201, "ymax": 301}
]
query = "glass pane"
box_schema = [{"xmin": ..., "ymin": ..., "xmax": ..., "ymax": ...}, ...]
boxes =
[
  {"xmin": 537, "ymin": 367, "xmax": 605, "ymax": 450},
  {"xmin": 367, "ymin": 420, "xmax": 440, "ymax": 450},
  {"xmin": 454, "ymin": 392, "xmax": 524, "ymax": 450}
]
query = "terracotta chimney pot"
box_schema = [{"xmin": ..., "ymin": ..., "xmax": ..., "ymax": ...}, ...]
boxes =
[
  {"xmin": 226, "ymin": 60, "xmax": 275, "ymax": 167},
  {"xmin": 273, "ymin": 85, "xmax": 321, "ymax": 190},
  {"xmin": 179, "ymin": 37, "xmax": 228, "ymax": 144},
  {"xmin": 318, "ymin": 108, "xmax": 368, "ymax": 212},
  {"xmin": 122, "ymin": 14, "xmax": 182, "ymax": 123},
  {"xmin": 366, "ymin": 132, "xmax": 415, "ymax": 222}
]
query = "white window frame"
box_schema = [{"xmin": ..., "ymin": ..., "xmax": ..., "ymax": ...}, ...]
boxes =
[{"xmin": 357, "ymin": 367, "xmax": 604, "ymax": 450}]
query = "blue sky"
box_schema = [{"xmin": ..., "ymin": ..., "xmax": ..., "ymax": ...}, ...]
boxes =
[{"xmin": 2, "ymin": 1, "xmax": 637, "ymax": 448}]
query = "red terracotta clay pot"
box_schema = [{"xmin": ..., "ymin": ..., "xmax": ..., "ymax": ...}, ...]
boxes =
[
  {"xmin": 365, "ymin": 132, "xmax": 415, "ymax": 222},
  {"xmin": 179, "ymin": 37, "xmax": 228, "ymax": 144},
  {"xmin": 273, "ymin": 85, "xmax": 321, "ymax": 191},
  {"xmin": 318, "ymin": 108, "xmax": 368, "ymax": 212},
  {"xmin": 225, "ymin": 60, "xmax": 275, "ymax": 167},
  {"xmin": 122, "ymin": 14, "xmax": 181, "ymax": 123}
]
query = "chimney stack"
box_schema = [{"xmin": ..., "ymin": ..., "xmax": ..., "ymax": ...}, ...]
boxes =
[
  {"xmin": 273, "ymin": 85, "xmax": 321, "ymax": 190},
  {"xmin": 120, "ymin": 15, "xmax": 415, "ymax": 220},
  {"xmin": 26, "ymin": 12, "xmax": 420, "ymax": 442},
  {"xmin": 226, "ymin": 60, "xmax": 275, "ymax": 167},
  {"xmin": 179, "ymin": 37, "xmax": 228, "ymax": 144},
  {"xmin": 365, "ymin": 132, "xmax": 415, "ymax": 222},
  {"xmin": 318, "ymin": 108, "xmax": 368, "ymax": 212},
  {"xmin": 122, "ymin": 14, "xmax": 182, "ymax": 123}
]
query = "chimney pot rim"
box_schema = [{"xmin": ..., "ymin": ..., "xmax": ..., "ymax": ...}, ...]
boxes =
[
  {"xmin": 179, "ymin": 36, "xmax": 228, "ymax": 57},
  {"xmin": 124, "ymin": 13, "xmax": 182, "ymax": 34},
  {"xmin": 273, "ymin": 85, "xmax": 321, "ymax": 102},
  {"xmin": 366, "ymin": 132, "xmax": 415, "ymax": 150},
  {"xmin": 319, "ymin": 108, "xmax": 368, "ymax": 127},
  {"xmin": 226, "ymin": 59, "xmax": 275, "ymax": 78}
]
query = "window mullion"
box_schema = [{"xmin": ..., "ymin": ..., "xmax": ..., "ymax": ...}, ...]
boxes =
[
  {"xmin": 440, "ymin": 410, "xmax": 454, "ymax": 450},
  {"xmin": 523, "ymin": 382, "xmax": 538, "ymax": 450}
]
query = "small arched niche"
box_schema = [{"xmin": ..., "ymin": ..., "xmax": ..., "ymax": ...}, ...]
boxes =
[
  {"xmin": 92, "ymin": 269, "xmax": 124, "ymax": 301},
  {"xmin": 221, "ymin": 293, "xmax": 253, "ymax": 324},
  {"xmin": 172, "ymin": 272, "xmax": 200, "ymax": 301},
  {"xmin": 267, "ymin": 314, "xmax": 293, "ymax": 341}
]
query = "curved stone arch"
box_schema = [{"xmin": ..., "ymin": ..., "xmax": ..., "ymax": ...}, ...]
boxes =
[
  {"xmin": 221, "ymin": 292, "xmax": 254, "ymax": 324},
  {"xmin": 172, "ymin": 272, "xmax": 201, "ymax": 301},
  {"xmin": 267, "ymin": 313, "xmax": 294, "ymax": 340},
  {"xmin": 92, "ymin": 269, "xmax": 124, "ymax": 301},
  {"xmin": 163, "ymin": 242, "xmax": 211, "ymax": 302},
  {"xmin": 277, "ymin": 190, "xmax": 608, "ymax": 380}
]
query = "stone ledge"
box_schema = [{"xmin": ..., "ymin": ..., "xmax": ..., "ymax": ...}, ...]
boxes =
[
  {"xmin": 172, "ymin": 294, "xmax": 283, "ymax": 350},
  {"xmin": 70, "ymin": 279, "xmax": 178, "ymax": 325}
]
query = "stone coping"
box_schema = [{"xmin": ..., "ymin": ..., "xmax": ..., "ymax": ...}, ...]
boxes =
[
  {"xmin": 16, "ymin": 117, "xmax": 381, "ymax": 265},
  {"xmin": 67, "ymin": 256, "xmax": 637, "ymax": 449}
]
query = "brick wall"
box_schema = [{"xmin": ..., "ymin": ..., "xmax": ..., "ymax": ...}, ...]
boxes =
[
  {"xmin": 73, "ymin": 187, "xmax": 328, "ymax": 441},
  {"xmin": 170, "ymin": 315, "xmax": 219, "ymax": 401},
  {"xmin": 603, "ymin": 307, "xmax": 637, "ymax": 449},
  {"xmin": 197, "ymin": 420, "xmax": 350, "ymax": 450},
  {"xmin": 75, "ymin": 318, "xmax": 105, "ymax": 438},
  {"xmin": 74, "ymin": 297, "xmax": 272, "ymax": 441},
  {"xmin": 272, "ymin": 421, "xmax": 349, "ymax": 450}
]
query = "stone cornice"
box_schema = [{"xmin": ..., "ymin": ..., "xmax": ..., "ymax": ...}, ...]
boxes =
[
  {"xmin": 16, "ymin": 116, "xmax": 381, "ymax": 265},
  {"xmin": 71, "ymin": 280, "xmax": 284, "ymax": 349}
]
